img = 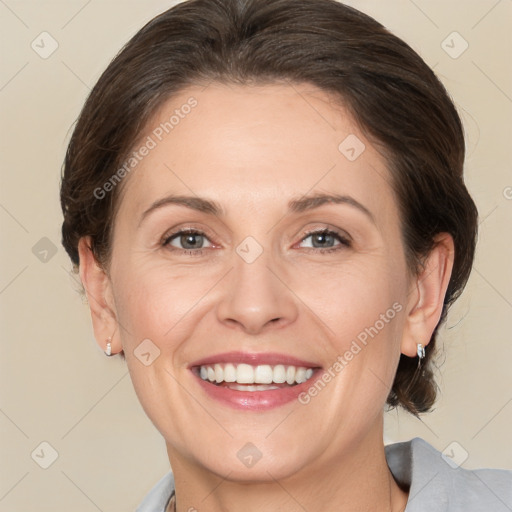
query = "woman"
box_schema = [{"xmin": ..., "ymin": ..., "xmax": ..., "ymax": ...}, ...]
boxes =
[{"xmin": 59, "ymin": 0, "xmax": 512, "ymax": 510}]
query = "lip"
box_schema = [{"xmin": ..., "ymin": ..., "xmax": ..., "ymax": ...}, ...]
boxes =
[
  {"xmin": 189, "ymin": 351, "xmax": 323, "ymax": 411},
  {"xmin": 192, "ymin": 370, "xmax": 323, "ymax": 411},
  {"xmin": 189, "ymin": 351, "xmax": 320, "ymax": 368}
]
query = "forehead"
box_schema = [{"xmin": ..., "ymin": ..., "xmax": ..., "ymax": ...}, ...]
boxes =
[{"xmin": 118, "ymin": 82, "xmax": 396, "ymax": 224}]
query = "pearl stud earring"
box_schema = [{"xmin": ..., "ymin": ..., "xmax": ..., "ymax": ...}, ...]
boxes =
[{"xmin": 105, "ymin": 337, "xmax": 112, "ymax": 356}]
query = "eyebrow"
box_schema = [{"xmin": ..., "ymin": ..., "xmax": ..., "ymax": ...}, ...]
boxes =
[
  {"xmin": 139, "ymin": 192, "xmax": 375, "ymax": 226},
  {"xmin": 288, "ymin": 193, "xmax": 375, "ymax": 223}
]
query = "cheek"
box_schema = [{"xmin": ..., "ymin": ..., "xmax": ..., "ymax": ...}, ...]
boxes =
[
  {"xmin": 298, "ymin": 257, "xmax": 405, "ymax": 343},
  {"xmin": 109, "ymin": 262, "xmax": 211, "ymax": 437},
  {"xmin": 110, "ymin": 259, "xmax": 212, "ymax": 351},
  {"xmin": 294, "ymin": 257, "xmax": 406, "ymax": 403}
]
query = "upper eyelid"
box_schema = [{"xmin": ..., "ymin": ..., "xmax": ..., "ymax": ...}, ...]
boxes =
[
  {"xmin": 296, "ymin": 229, "xmax": 351, "ymax": 248},
  {"xmin": 163, "ymin": 228, "xmax": 214, "ymax": 246},
  {"xmin": 300, "ymin": 227, "xmax": 351, "ymax": 240}
]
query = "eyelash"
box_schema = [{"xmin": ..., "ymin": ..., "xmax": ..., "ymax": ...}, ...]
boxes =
[
  {"xmin": 161, "ymin": 227, "xmax": 351, "ymax": 256},
  {"xmin": 300, "ymin": 228, "xmax": 352, "ymax": 253}
]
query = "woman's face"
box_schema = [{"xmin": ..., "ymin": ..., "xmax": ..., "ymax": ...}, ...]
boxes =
[{"xmin": 104, "ymin": 82, "xmax": 414, "ymax": 480}]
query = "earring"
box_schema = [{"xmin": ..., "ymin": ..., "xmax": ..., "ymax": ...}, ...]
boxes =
[
  {"xmin": 105, "ymin": 337, "xmax": 112, "ymax": 356},
  {"xmin": 417, "ymin": 343, "xmax": 425, "ymax": 359}
]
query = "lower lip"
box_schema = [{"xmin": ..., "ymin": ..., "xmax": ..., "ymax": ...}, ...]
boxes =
[{"xmin": 192, "ymin": 370, "xmax": 321, "ymax": 411}]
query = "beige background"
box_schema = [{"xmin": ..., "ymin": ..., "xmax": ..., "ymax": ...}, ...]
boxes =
[{"xmin": 0, "ymin": 0, "xmax": 511, "ymax": 510}]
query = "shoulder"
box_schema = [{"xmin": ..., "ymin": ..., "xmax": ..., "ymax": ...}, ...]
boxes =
[
  {"xmin": 136, "ymin": 471, "xmax": 175, "ymax": 512},
  {"xmin": 386, "ymin": 437, "xmax": 512, "ymax": 512}
]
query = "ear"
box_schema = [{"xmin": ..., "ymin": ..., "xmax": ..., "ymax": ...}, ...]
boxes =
[
  {"xmin": 401, "ymin": 233, "xmax": 455, "ymax": 357},
  {"xmin": 78, "ymin": 237, "xmax": 121, "ymax": 355}
]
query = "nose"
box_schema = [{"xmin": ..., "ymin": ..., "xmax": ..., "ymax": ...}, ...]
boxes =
[{"xmin": 215, "ymin": 250, "xmax": 299, "ymax": 335}]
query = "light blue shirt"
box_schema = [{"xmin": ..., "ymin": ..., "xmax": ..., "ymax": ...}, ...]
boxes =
[{"xmin": 136, "ymin": 437, "xmax": 512, "ymax": 511}]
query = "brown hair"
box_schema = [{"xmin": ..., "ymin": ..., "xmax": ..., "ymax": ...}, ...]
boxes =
[{"xmin": 60, "ymin": 0, "xmax": 478, "ymax": 415}]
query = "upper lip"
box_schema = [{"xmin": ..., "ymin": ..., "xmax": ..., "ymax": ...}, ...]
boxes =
[{"xmin": 189, "ymin": 351, "xmax": 321, "ymax": 369}]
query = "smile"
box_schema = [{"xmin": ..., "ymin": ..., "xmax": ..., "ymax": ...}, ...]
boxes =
[
  {"xmin": 190, "ymin": 352, "xmax": 322, "ymax": 410},
  {"xmin": 198, "ymin": 363, "xmax": 315, "ymax": 390}
]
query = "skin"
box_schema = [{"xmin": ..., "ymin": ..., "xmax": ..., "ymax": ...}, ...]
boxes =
[{"xmin": 79, "ymin": 82, "xmax": 454, "ymax": 512}]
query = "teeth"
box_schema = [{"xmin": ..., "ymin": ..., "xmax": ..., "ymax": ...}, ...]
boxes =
[
  {"xmin": 237, "ymin": 363, "xmax": 254, "ymax": 383},
  {"xmin": 199, "ymin": 363, "xmax": 316, "ymax": 386},
  {"xmin": 286, "ymin": 365, "xmax": 295, "ymax": 385},
  {"xmin": 224, "ymin": 363, "xmax": 236, "ymax": 382},
  {"xmin": 295, "ymin": 367, "xmax": 307, "ymax": 384},
  {"xmin": 254, "ymin": 364, "xmax": 273, "ymax": 384},
  {"xmin": 273, "ymin": 364, "xmax": 286, "ymax": 383},
  {"xmin": 228, "ymin": 384, "xmax": 280, "ymax": 392},
  {"xmin": 214, "ymin": 364, "xmax": 223, "ymax": 383}
]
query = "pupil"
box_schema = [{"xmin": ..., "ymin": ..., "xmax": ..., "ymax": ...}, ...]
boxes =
[
  {"xmin": 313, "ymin": 233, "xmax": 333, "ymax": 247},
  {"xmin": 181, "ymin": 233, "xmax": 202, "ymax": 249}
]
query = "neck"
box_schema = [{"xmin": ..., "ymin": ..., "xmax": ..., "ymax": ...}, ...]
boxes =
[{"xmin": 166, "ymin": 419, "xmax": 408, "ymax": 512}]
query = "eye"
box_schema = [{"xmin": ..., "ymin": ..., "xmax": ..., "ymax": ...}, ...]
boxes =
[
  {"xmin": 161, "ymin": 227, "xmax": 350, "ymax": 255},
  {"xmin": 298, "ymin": 229, "xmax": 351, "ymax": 252},
  {"xmin": 162, "ymin": 229, "xmax": 213, "ymax": 252}
]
